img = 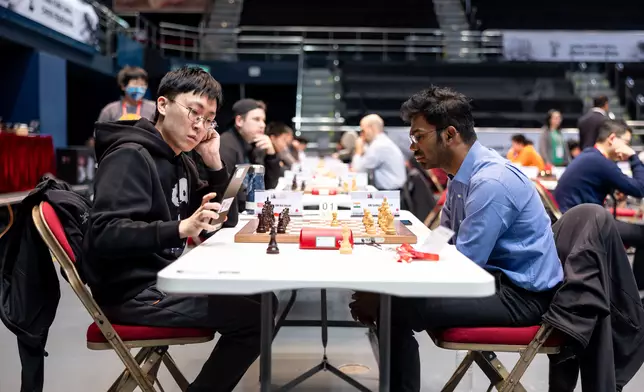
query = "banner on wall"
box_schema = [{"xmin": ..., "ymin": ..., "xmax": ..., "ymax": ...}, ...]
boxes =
[
  {"xmin": 0, "ymin": 0, "xmax": 99, "ymax": 45},
  {"xmin": 112, "ymin": 0, "xmax": 207, "ymax": 13},
  {"xmin": 502, "ymin": 31, "xmax": 644, "ymax": 62}
]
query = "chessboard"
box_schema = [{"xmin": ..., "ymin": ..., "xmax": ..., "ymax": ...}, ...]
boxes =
[
  {"xmin": 235, "ymin": 197, "xmax": 416, "ymax": 244},
  {"xmin": 234, "ymin": 217, "xmax": 417, "ymax": 244}
]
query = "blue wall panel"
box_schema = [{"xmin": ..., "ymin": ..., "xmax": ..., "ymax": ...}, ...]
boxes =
[{"xmin": 38, "ymin": 52, "xmax": 67, "ymax": 148}]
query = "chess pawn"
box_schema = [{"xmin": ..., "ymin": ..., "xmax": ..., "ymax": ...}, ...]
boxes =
[
  {"xmin": 300, "ymin": 180, "xmax": 306, "ymax": 191},
  {"xmin": 339, "ymin": 225, "xmax": 353, "ymax": 254},
  {"xmin": 266, "ymin": 226, "xmax": 280, "ymax": 254},
  {"xmin": 277, "ymin": 218, "xmax": 286, "ymax": 234},
  {"xmin": 330, "ymin": 212, "xmax": 340, "ymax": 227},
  {"xmin": 351, "ymin": 177, "xmax": 358, "ymax": 191}
]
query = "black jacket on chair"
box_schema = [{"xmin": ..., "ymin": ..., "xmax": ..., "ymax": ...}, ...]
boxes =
[
  {"xmin": 545, "ymin": 204, "xmax": 644, "ymax": 392},
  {"xmin": 0, "ymin": 176, "xmax": 92, "ymax": 392}
]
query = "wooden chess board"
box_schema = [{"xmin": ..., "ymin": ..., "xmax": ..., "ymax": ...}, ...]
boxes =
[{"xmin": 234, "ymin": 217, "xmax": 417, "ymax": 244}]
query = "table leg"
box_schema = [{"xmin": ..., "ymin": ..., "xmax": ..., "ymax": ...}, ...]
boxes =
[
  {"xmin": 260, "ymin": 292, "xmax": 274, "ymax": 392},
  {"xmin": 379, "ymin": 294, "xmax": 391, "ymax": 392}
]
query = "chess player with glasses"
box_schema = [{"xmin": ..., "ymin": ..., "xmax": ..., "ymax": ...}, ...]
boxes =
[
  {"xmin": 349, "ymin": 86, "xmax": 563, "ymax": 392},
  {"xmin": 85, "ymin": 66, "xmax": 276, "ymax": 392}
]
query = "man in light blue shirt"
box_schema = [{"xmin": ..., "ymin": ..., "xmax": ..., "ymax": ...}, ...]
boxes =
[
  {"xmin": 351, "ymin": 114, "xmax": 407, "ymax": 190},
  {"xmin": 349, "ymin": 87, "xmax": 563, "ymax": 392}
]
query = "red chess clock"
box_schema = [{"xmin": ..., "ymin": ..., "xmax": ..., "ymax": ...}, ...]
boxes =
[
  {"xmin": 299, "ymin": 227, "xmax": 354, "ymax": 249},
  {"xmin": 311, "ymin": 188, "xmax": 320, "ymax": 195}
]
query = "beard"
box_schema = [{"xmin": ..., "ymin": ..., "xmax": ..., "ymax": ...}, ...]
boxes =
[{"xmin": 417, "ymin": 140, "xmax": 451, "ymax": 170}]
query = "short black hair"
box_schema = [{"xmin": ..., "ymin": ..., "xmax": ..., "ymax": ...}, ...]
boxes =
[
  {"xmin": 266, "ymin": 122, "xmax": 293, "ymax": 137},
  {"xmin": 596, "ymin": 120, "xmax": 631, "ymax": 143},
  {"xmin": 117, "ymin": 66, "xmax": 148, "ymax": 88},
  {"xmin": 511, "ymin": 134, "xmax": 530, "ymax": 145},
  {"xmin": 593, "ymin": 95, "xmax": 609, "ymax": 108},
  {"xmin": 567, "ymin": 140, "xmax": 580, "ymax": 151},
  {"xmin": 155, "ymin": 67, "xmax": 223, "ymax": 122},
  {"xmin": 400, "ymin": 86, "xmax": 477, "ymax": 144},
  {"xmin": 295, "ymin": 136, "xmax": 308, "ymax": 144}
]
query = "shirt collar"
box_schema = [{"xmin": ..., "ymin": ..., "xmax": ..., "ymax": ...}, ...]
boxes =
[
  {"xmin": 592, "ymin": 107, "xmax": 606, "ymax": 116},
  {"xmin": 452, "ymin": 141, "xmax": 485, "ymax": 184}
]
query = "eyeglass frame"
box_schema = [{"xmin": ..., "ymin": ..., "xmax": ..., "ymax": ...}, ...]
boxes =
[
  {"xmin": 169, "ymin": 99, "xmax": 218, "ymax": 130},
  {"xmin": 409, "ymin": 126, "xmax": 448, "ymax": 145}
]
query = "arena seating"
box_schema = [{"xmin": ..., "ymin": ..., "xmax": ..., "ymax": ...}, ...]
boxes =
[
  {"xmin": 342, "ymin": 62, "xmax": 583, "ymax": 128},
  {"xmin": 472, "ymin": 0, "xmax": 644, "ymax": 30},
  {"xmin": 610, "ymin": 64, "xmax": 644, "ymax": 119},
  {"xmin": 240, "ymin": 0, "xmax": 438, "ymax": 28}
]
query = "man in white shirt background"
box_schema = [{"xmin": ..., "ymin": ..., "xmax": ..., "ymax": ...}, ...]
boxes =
[{"xmin": 352, "ymin": 114, "xmax": 407, "ymax": 190}]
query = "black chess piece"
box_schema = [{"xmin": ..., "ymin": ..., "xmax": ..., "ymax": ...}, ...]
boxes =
[
  {"xmin": 283, "ymin": 208, "xmax": 291, "ymax": 226},
  {"xmin": 266, "ymin": 226, "xmax": 280, "ymax": 254},
  {"xmin": 291, "ymin": 176, "xmax": 298, "ymax": 191},
  {"xmin": 256, "ymin": 214, "xmax": 267, "ymax": 233},
  {"xmin": 277, "ymin": 217, "xmax": 286, "ymax": 234},
  {"xmin": 300, "ymin": 180, "xmax": 306, "ymax": 191}
]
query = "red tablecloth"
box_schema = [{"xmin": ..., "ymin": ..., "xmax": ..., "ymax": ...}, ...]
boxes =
[{"xmin": 0, "ymin": 133, "xmax": 56, "ymax": 193}]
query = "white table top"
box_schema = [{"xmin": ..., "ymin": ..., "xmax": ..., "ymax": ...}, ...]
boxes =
[{"xmin": 158, "ymin": 211, "xmax": 495, "ymax": 299}]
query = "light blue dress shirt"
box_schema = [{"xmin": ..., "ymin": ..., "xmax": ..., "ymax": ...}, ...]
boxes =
[{"xmin": 441, "ymin": 141, "xmax": 563, "ymax": 292}]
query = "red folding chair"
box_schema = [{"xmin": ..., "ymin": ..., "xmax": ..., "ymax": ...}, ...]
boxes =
[
  {"xmin": 32, "ymin": 201, "xmax": 214, "ymax": 392},
  {"xmin": 424, "ymin": 190, "xmax": 447, "ymax": 229},
  {"xmin": 533, "ymin": 180, "xmax": 562, "ymax": 222},
  {"xmin": 433, "ymin": 324, "xmax": 562, "ymax": 392}
]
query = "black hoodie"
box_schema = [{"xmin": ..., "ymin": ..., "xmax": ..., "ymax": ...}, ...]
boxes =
[{"xmin": 83, "ymin": 119, "xmax": 229, "ymax": 306}]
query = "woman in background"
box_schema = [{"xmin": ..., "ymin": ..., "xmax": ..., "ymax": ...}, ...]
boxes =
[{"xmin": 539, "ymin": 109, "xmax": 571, "ymax": 166}]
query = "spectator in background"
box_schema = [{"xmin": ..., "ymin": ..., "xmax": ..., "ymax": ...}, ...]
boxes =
[
  {"xmin": 332, "ymin": 130, "xmax": 359, "ymax": 163},
  {"xmin": 351, "ymin": 114, "xmax": 406, "ymax": 191},
  {"xmin": 539, "ymin": 109, "xmax": 570, "ymax": 166},
  {"xmin": 98, "ymin": 66, "xmax": 156, "ymax": 122},
  {"xmin": 292, "ymin": 136, "xmax": 308, "ymax": 161},
  {"xmin": 266, "ymin": 122, "xmax": 297, "ymax": 170},
  {"xmin": 567, "ymin": 140, "xmax": 581, "ymax": 159},
  {"xmin": 578, "ymin": 95, "xmax": 610, "ymax": 149},
  {"xmin": 506, "ymin": 134, "xmax": 545, "ymax": 171}
]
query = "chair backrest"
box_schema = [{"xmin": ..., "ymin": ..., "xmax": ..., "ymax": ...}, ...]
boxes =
[
  {"xmin": 424, "ymin": 190, "xmax": 446, "ymax": 229},
  {"xmin": 31, "ymin": 202, "xmax": 121, "ymax": 338},
  {"xmin": 533, "ymin": 180, "xmax": 562, "ymax": 222}
]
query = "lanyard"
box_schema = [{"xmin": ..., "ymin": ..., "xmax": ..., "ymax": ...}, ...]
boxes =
[{"xmin": 122, "ymin": 100, "xmax": 142, "ymax": 117}]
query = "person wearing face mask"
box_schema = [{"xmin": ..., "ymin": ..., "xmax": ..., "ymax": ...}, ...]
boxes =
[
  {"xmin": 219, "ymin": 98, "xmax": 281, "ymax": 225},
  {"xmin": 97, "ymin": 66, "xmax": 157, "ymax": 123}
]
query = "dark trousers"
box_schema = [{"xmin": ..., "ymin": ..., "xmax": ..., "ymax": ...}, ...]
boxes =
[
  {"xmin": 388, "ymin": 272, "xmax": 556, "ymax": 392},
  {"xmin": 614, "ymin": 220, "xmax": 644, "ymax": 289},
  {"xmin": 102, "ymin": 286, "xmax": 278, "ymax": 392}
]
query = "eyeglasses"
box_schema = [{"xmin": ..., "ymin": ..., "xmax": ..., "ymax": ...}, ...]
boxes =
[
  {"xmin": 171, "ymin": 100, "xmax": 218, "ymax": 130},
  {"xmin": 409, "ymin": 128, "xmax": 446, "ymax": 144}
]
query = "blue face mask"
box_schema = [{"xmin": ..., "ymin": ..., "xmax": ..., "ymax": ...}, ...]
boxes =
[{"xmin": 125, "ymin": 86, "xmax": 146, "ymax": 101}]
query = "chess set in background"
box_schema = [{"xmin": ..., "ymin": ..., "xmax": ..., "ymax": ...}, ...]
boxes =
[{"xmin": 234, "ymin": 198, "xmax": 417, "ymax": 246}]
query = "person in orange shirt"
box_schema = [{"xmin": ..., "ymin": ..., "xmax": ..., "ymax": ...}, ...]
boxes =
[{"xmin": 506, "ymin": 134, "xmax": 545, "ymax": 171}]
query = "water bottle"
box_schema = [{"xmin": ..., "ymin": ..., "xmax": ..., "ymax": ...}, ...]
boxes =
[
  {"xmin": 454, "ymin": 350, "xmax": 473, "ymax": 392},
  {"xmin": 245, "ymin": 164, "xmax": 265, "ymax": 213}
]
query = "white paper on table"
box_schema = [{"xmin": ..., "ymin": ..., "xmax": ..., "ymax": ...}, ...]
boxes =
[{"xmin": 418, "ymin": 226, "xmax": 455, "ymax": 254}]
